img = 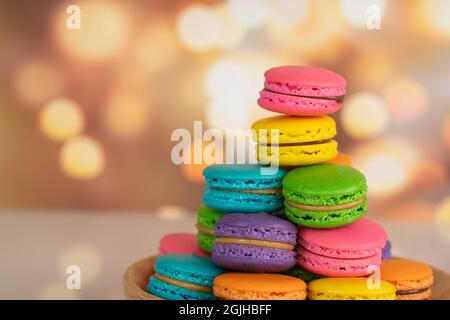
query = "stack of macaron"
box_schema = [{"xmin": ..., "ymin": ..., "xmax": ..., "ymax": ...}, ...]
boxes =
[{"xmin": 147, "ymin": 66, "xmax": 433, "ymax": 300}]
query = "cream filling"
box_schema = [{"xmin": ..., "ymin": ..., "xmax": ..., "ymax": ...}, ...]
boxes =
[
  {"xmin": 286, "ymin": 197, "xmax": 366, "ymax": 212},
  {"xmin": 258, "ymin": 139, "xmax": 332, "ymax": 147},
  {"xmin": 215, "ymin": 237, "xmax": 295, "ymax": 250},
  {"xmin": 209, "ymin": 186, "xmax": 281, "ymax": 195},
  {"xmin": 196, "ymin": 224, "xmax": 214, "ymax": 236},
  {"xmin": 153, "ymin": 273, "xmax": 212, "ymax": 293}
]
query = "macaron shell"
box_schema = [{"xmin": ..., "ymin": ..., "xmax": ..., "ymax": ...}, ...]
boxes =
[
  {"xmin": 298, "ymin": 247, "xmax": 381, "ymax": 277},
  {"xmin": 257, "ymin": 140, "xmax": 338, "ymax": 167},
  {"xmin": 196, "ymin": 232, "xmax": 214, "ymax": 253},
  {"xmin": 297, "ymin": 217, "xmax": 387, "ymax": 253},
  {"xmin": 264, "ymin": 66, "xmax": 346, "ymax": 97},
  {"xmin": 214, "ymin": 273, "xmax": 307, "ymax": 300},
  {"xmin": 380, "ymin": 258, "xmax": 434, "ymax": 294},
  {"xmin": 148, "ymin": 277, "xmax": 215, "ymax": 300},
  {"xmin": 258, "ymin": 90, "xmax": 342, "ymax": 116},
  {"xmin": 203, "ymin": 188, "xmax": 284, "ymax": 213},
  {"xmin": 381, "ymin": 240, "xmax": 392, "ymax": 260},
  {"xmin": 284, "ymin": 197, "xmax": 366, "ymax": 228},
  {"xmin": 159, "ymin": 233, "xmax": 208, "ymax": 257},
  {"xmin": 308, "ymin": 278, "xmax": 396, "ymax": 300},
  {"xmin": 252, "ymin": 115, "xmax": 336, "ymax": 144},
  {"xmin": 396, "ymin": 288, "xmax": 432, "ymax": 300},
  {"xmin": 197, "ymin": 205, "xmax": 225, "ymax": 229}
]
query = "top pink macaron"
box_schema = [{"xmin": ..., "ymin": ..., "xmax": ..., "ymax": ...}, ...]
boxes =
[
  {"xmin": 258, "ymin": 66, "xmax": 346, "ymax": 116},
  {"xmin": 159, "ymin": 232, "xmax": 209, "ymax": 257}
]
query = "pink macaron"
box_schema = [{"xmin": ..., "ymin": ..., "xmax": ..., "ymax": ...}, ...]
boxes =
[
  {"xmin": 158, "ymin": 232, "xmax": 209, "ymax": 257},
  {"xmin": 297, "ymin": 218, "xmax": 387, "ymax": 277},
  {"xmin": 258, "ymin": 66, "xmax": 346, "ymax": 116}
]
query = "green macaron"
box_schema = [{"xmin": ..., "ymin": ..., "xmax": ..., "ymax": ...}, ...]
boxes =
[
  {"xmin": 282, "ymin": 164, "xmax": 367, "ymax": 228},
  {"xmin": 282, "ymin": 266, "xmax": 324, "ymax": 283},
  {"xmin": 196, "ymin": 205, "xmax": 225, "ymax": 253}
]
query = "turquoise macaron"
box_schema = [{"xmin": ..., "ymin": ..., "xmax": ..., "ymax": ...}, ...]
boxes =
[
  {"xmin": 147, "ymin": 254, "xmax": 226, "ymax": 300},
  {"xmin": 203, "ymin": 164, "xmax": 287, "ymax": 213}
]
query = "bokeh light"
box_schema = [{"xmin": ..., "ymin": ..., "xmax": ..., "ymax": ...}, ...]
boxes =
[
  {"xmin": 435, "ymin": 197, "xmax": 450, "ymax": 244},
  {"xmin": 176, "ymin": 4, "xmax": 221, "ymax": 51},
  {"xmin": 340, "ymin": 0, "xmax": 386, "ymax": 28},
  {"xmin": 13, "ymin": 60, "xmax": 64, "ymax": 107},
  {"xmin": 341, "ymin": 92, "xmax": 389, "ymax": 140},
  {"xmin": 104, "ymin": 88, "xmax": 150, "ymax": 138},
  {"xmin": 156, "ymin": 205, "xmax": 189, "ymax": 220},
  {"xmin": 382, "ymin": 77, "xmax": 428, "ymax": 122},
  {"xmin": 60, "ymin": 136, "xmax": 105, "ymax": 180},
  {"xmin": 181, "ymin": 140, "xmax": 223, "ymax": 184},
  {"xmin": 349, "ymin": 49, "xmax": 395, "ymax": 89},
  {"xmin": 410, "ymin": 158, "xmax": 448, "ymax": 190},
  {"xmin": 443, "ymin": 114, "xmax": 450, "ymax": 149},
  {"xmin": 58, "ymin": 245, "xmax": 102, "ymax": 286},
  {"xmin": 227, "ymin": 0, "xmax": 271, "ymax": 29},
  {"xmin": 37, "ymin": 281, "xmax": 80, "ymax": 300},
  {"xmin": 53, "ymin": 0, "xmax": 130, "ymax": 62},
  {"xmin": 39, "ymin": 98, "xmax": 85, "ymax": 141},
  {"xmin": 214, "ymin": 4, "xmax": 246, "ymax": 49},
  {"xmin": 270, "ymin": 0, "xmax": 309, "ymax": 28},
  {"xmin": 352, "ymin": 139, "xmax": 419, "ymax": 198},
  {"xmin": 419, "ymin": 0, "xmax": 450, "ymax": 37},
  {"xmin": 382, "ymin": 201, "xmax": 434, "ymax": 221}
]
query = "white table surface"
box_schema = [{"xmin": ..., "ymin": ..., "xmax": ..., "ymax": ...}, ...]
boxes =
[{"xmin": 0, "ymin": 210, "xmax": 448, "ymax": 299}]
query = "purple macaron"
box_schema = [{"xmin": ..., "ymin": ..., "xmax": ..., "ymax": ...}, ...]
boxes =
[
  {"xmin": 382, "ymin": 240, "xmax": 392, "ymax": 260},
  {"xmin": 212, "ymin": 213, "xmax": 297, "ymax": 272}
]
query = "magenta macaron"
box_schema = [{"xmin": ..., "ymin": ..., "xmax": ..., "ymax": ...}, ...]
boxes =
[
  {"xmin": 258, "ymin": 66, "xmax": 346, "ymax": 116},
  {"xmin": 159, "ymin": 232, "xmax": 209, "ymax": 257},
  {"xmin": 297, "ymin": 218, "xmax": 387, "ymax": 277}
]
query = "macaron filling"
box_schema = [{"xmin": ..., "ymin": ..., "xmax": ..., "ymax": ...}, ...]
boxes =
[
  {"xmin": 153, "ymin": 273, "xmax": 212, "ymax": 293},
  {"xmin": 285, "ymin": 196, "xmax": 366, "ymax": 212},
  {"xmin": 215, "ymin": 237, "xmax": 295, "ymax": 251},
  {"xmin": 396, "ymin": 287, "xmax": 430, "ymax": 296},
  {"xmin": 261, "ymin": 88, "xmax": 344, "ymax": 103},
  {"xmin": 259, "ymin": 138, "xmax": 332, "ymax": 147},
  {"xmin": 208, "ymin": 186, "xmax": 282, "ymax": 195},
  {"xmin": 196, "ymin": 224, "xmax": 214, "ymax": 235}
]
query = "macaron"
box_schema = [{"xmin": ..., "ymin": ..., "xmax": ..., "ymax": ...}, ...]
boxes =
[
  {"xmin": 203, "ymin": 164, "xmax": 286, "ymax": 213},
  {"xmin": 308, "ymin": 278, "xmax": 396, "ymax": 300},
  {"xmin": 283, "ymin": 164, "xmax": 367, "ymax": 228},
  {"xmin": 325, "ymin": 152, "xmax": 352, "ymax": 166},
  {"xmin": 381, "ymin": 258, "xmax": 434, "ymax": 300},
  {"xmin": 297, "ymin": 217, "xmax": 387, "ymax": 277},
  {"xmin": 159, "ymin": 232, "xmax": 209, "ymax": 257},
  {"xmin": 282, "ymin": 266, "xmax": 324, "ymax": 283},
  {"xmin": 196, "ymin": 205, "xmax": 224, "ymax": 253},
  {"xmin": 147, "ymin": 254, "xmax": 225, "ymax": 300},
  {"xmin": 214, "ymin": 273, "xmax": 307, "ymax": 300},
  {"xmin": 258, "ymin": 66, "xmax": 346, "ymax": 116},
  {"xmin": 212, "ymin": 213, "xmax": 297, "ymax": 272},
  {"xmin": 252, "ymin": 116, "xmax": 338, "ymax": 166},
  {"xmin": 382, "ymin": 240, "xmax": 392, "ymax": 260}
]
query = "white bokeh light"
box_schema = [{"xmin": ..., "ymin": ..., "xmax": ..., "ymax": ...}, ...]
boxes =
[{"xmin": 227, "ymin": 0, "xmax": 271, "ymax": 29}]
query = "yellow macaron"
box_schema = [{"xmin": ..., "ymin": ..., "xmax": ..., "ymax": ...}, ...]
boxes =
[
  {"xmin": 251, "ymin": 115, "xmax": 338, "ymax": 166},
  {"xmin": 308, "ymin": 278, "xmax": 396, "ymax": 300}
]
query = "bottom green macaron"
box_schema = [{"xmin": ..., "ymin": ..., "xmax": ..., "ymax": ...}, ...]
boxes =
[
  {"xmin": 196, "ymin": 205, "xmax": 225, "ymax": 253},
  {"xmin": 282, "ymin": 266, "xmax": 324, "ymax": 283}
]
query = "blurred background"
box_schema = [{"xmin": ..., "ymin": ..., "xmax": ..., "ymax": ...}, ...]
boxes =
[{"xmin": 0, "ymin": 0, "xmax": 449, "ymax": 299}]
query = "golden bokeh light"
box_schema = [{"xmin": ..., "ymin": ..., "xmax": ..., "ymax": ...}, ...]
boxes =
[
  {"xmin": 352, "ymin": 139, "xmax": 419, "ymax": 198},
  {"xmin": 435, "ymin": 197, "xmax": 450, "ymax": 244},
  {"xmin": 133, "ymin": 20, "xmax": 180, "ymax": 71},
  {"xmin": 341, "ymin": 92, "xmax": 389, "ymax": 140},
  {"xmin": 37, "ymin": 281, "xmax": 80, "ymax": 300},
  {"xmin": 382, "ymin": 201, "xmax": 434, "ymax": 221},
  {"xmin": 214, "ymin": 4, "xmax": 246, "ymax": 49},
  {"xmin": 13, "ymin": 60, "xmax": 64, "ymax": 107},
  {"xmin": 60, "ymin": 136, "xmax": 105, "ymax": 180},
  {"xmin": 176, "ymin": 4, "xmax": 221, "ymax": 51},
  {"xmin": 270, "ymin": 0, "xmax": 309, "ymax": 28},
  {"xmin": 58, "ymin": 245, "xmax": 102, "ymax": 286},
  {"xmin": 226, "ymin": 0, "xmax": 271, "ymax": 29},
  {"xmin": 419, "ymin": 0, "xmax": 450, "ymax": 37},
  {"xmin": 340, "ymin": 0, "xmax": 385, "ymax": 28},
  {"xmin": 349, "ymin": 49, "xmax": 395, "ymax": 89},
  {"xmin": 104, "ymin": 89, "xmax": 150, "ymax": 138},
  {"xmin": 156, "ymin": 205, "xmax": 189, "ymax": 220},
  {"xmin": 382, "ymin": 77, "xmax": 428, "ymax": 122},
  {"xmin": 53, "ymin": 0, "xmax": 130, "ymax": 62},
  {"xmin": 39, "ymin": 98, "xmax": 85, "ymax": 141},
  {"xmin": 443, "ymin": 114, "xmax": 450, "ymax": 149}
]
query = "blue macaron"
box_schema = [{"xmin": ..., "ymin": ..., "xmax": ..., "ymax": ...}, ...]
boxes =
[
  {"xmin": 147, "ymin": 254, "xmax": 225, "ymax": 300},
  {"xmin": 202, "ymin": 164, "xmax": 287, "ymax": 213}
]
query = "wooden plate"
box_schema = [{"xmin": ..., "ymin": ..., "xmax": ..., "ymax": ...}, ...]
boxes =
[{"xmin": 123, "ymin": 256, "xmax": 450, "ymax": 300}]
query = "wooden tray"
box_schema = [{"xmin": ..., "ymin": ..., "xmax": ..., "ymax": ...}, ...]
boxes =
[{"xmin": 123, "ymin": 256, "xmax": 450, "ymax": 300}]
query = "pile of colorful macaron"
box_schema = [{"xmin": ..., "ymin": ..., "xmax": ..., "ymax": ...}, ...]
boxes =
[{"xmin": 147, "ymin": 66, "xmax": 434, "ymax": 300}]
